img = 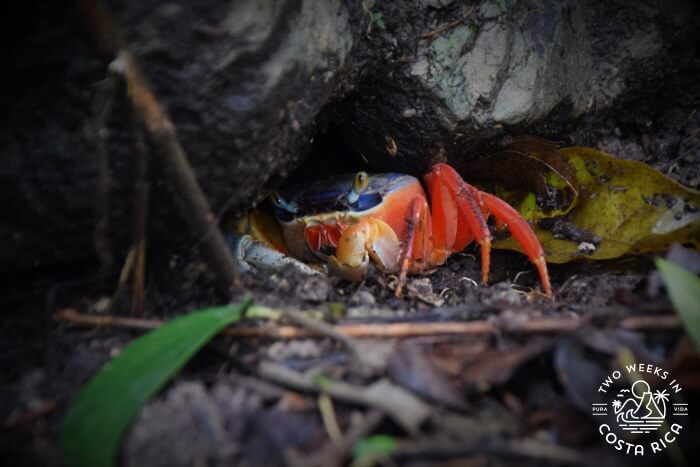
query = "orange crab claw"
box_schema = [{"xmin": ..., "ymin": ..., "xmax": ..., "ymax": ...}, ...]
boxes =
[{"xmin": 328, "ymin": 218, "xmax": 401, "ymax": 282}]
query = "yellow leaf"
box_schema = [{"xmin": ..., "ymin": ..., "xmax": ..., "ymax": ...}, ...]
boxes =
[{"xmin": 494, "ymin": 147, "xmax": 700, "ymax": 263}]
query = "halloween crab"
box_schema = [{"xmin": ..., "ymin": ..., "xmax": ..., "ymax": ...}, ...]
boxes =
[{"xmin": 232, "ymin": 163, "xmax": 552, "ymax": 297}]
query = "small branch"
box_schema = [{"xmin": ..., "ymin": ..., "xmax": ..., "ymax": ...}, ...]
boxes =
[
  {"xmin": 421, "ymin": 7, "xmax": 474, "ymax": 40},
  {"xmin": 112, "ymin": 246, "xmax": 137, "ymax": 310},
  {"xmin": 85, "ymin": 74, "xmax": 117, "ymax": 284},
  {"xmin": 3, "ymin": 401, "xmax": 57, "ymax": 428},
  {"xmin": 258, "ymin": 362, "xmax": 431, "ymax": 433},
  {"xmin": 317, "ymin": 393, "xmax": 343, "ymax": 445},
  {"xmin": 224, "ymin": 314, "xmax": 680, "ymax": 338},
  {"xmin": 361, "ymin": 1, "xmax": 375, "ymax": 35},
  {"xmin": 55, "ymin": 308, "xmax": 681, "ymax": 339},
  {"xmin": 120, "ymin": 51, "xmax": 237, "ymax": 288},
  {"xmin": 130, "ymin": 124, "xmax": 149, "ymax": 315},
  {"xmin": 74, "ymin": 0, "xmax": 238, "ymax": 289},
  {"xmin": 56, "ymin": 308, "xmax": 158, "ymax": 330}
]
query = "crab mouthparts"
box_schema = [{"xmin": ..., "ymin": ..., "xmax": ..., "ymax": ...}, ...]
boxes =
[{"xmin": 304, "ymin": 222, "xmax": 345, "ymax": 256}]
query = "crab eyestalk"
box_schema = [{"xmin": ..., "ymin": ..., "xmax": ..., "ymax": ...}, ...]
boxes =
[
  {"xmin": 271, "ymin": 191, "xmax": 299, "ymax": 214},
  {"xmin": 346, "ymin": 171, "xmax": 370, "ymax": 205}
]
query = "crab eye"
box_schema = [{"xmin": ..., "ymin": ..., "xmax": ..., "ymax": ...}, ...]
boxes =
[
  {"xmin": 271, "ymin": 192, "xmax": 284, "ymax": 207},
  {"xmin": 353, "ymin": 171, "xmax": 369, "ymax": 193},
  {"xmin": 271, "ymin": 191, "xmax": 298, "ymax": 215}
]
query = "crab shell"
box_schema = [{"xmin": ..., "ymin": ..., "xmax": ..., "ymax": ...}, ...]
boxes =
[{"xmin": 274, "ymin": 173, "xmax": 424, "ymax": 267}]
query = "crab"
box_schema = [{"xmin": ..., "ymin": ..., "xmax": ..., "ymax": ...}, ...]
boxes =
[{"xmin": 232, "ymin": 163, "xmax": 552, "ymax": 298}]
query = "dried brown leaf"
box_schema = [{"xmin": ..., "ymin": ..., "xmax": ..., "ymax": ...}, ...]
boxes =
[
  {"xmin": 469, "ymin": 136, "xmax": 579, "ymax": 213},
  {"xmin": 458, "ymin": 338, "xmax": 555, "ymax": 392},
  {"xmin": 387, "ymin": 341, "xmax": 467, "ymax": 410}
]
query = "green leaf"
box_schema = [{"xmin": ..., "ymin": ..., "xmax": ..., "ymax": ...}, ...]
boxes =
[
  {"xmin": 312, "ymin": 373, "xmax": 335, "ymax": 390},
  {"xmin": 655, "ymin": 258, "xmax": 700, "ymax": 347},
  {"xmin": 372, "ymin": 11, "xmax": 386, "ymax": 30},
  {"xmin": 59, "ymin": 301, "xmax": 252, "ymax": 467},
  {"xmin": 353, "ymin": 434, "xmax": 397, "ymax": 461}
]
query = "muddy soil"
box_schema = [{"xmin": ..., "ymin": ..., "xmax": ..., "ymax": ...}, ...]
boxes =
[{"xmin": 3, "ymin": 245, "xmax": 697, "ymax": 467}]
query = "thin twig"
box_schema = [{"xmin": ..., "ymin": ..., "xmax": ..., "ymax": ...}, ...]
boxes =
[
  {"xmin": 112, "ymin": 246, "xmax": 137, "ymax": 310},
  {"xmin": 362, "ymin": 1, "xmax": 375, "ymax": 35},
  {"xmin": 3, "ymin": 401, "xmax": 57, "ymax": 428},
  {"xmin": 556, "ymin": 274, "xmax": 578, "ymax": 295},
  {"xmin": 55, "ymin": 308, "xmax": 681, "ymax": 339},
  {"xmin": 85, "ymin": 74, "xmax": 117, "ymax": 284},
  {"xmin": 421, "ymin": 7, "xmax": 474, "ymax": 40},
  {"xmin": 258, "ymin": 362, "xmax": 431, "ymax": 433},
  {"xmin": 130, "ymin": 123, "xmax": 149, "ymax": 315},
  {"xmin": 120, "ymin": 49, "xmax": 237, "ymax": 288},
  {"xmin": 317, "ymin": 394, "xmax": 343, "ymax": 445},
  {"xmin": 74, "ymin": 0, "xmax": 238, "ymax": 288}
]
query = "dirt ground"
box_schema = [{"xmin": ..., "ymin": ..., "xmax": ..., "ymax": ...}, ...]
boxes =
[{"xmin": 2, "ymin": 59, "xmax": 700, "ymax": 467}]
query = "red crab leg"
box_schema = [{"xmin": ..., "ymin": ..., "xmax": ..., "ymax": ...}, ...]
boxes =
[
  {"xmin": 430, "ymin": 163, "xmax": 552, "ymax": 298},
  {"xmin": 424, "ymin": 170, "xmax": 472, "ymax": 257},
  {"xmin": 430, "ymin": 164, "xmax": 492, "ymax": 284},
  {"xmin": 395, "ymin": 196, "xmax": 429, "ymax": 296},
  {"xmin": 480, "ymin": 192, "xmax": 552, "ymax": 297}
]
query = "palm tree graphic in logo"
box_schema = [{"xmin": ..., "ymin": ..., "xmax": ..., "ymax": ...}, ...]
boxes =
[{"xmin": 614, "ymin": 380, "xmax": 667, "ymax": 433}]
